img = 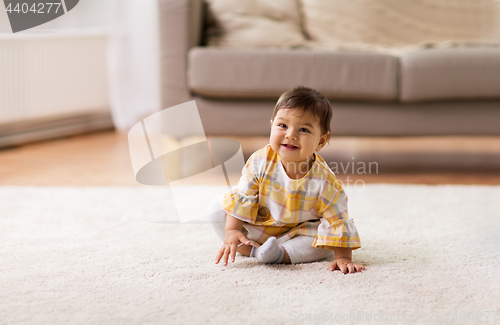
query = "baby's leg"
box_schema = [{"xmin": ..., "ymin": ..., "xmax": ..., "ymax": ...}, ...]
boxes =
[
  {"xmin": 282, "ymin": 236, "xmax": 334, "ymax": 264},
  {"xmin": 207, "ymin": 197, "xmax": 226, "ymax": 241},
  {"xmin": 207, "ymin": 196, "xmax": 253, "ymax": 257}
]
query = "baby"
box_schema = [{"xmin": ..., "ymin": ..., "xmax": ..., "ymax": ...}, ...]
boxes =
[{"xmin": 208, "ymin": 86, "xmax": 365, "ymax": 274}]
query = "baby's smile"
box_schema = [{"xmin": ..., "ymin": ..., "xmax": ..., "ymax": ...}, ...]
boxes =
[{"xmin": 282, "ymin": 143, "xmax": 299, "ymax": 150}]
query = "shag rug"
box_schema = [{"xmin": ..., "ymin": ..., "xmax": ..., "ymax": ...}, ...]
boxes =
[{"xmin": 1, "ymin": 185, "xmax": 499, "ymax": 325}]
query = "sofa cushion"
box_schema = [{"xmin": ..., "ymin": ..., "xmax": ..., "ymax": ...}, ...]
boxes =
[
  {"xmin": 187, "ymin": 48, "xmax": 399, "ymax": 101},
  {"xmin": 301, "ymin": 0, "xmax": 497, "ymax": 52},
  {"xmin": 400, "ymin": 47, "xmax": 500, "ymax": 102},
  {"xmin": 204, "ymin": 0, "xmax": 306, "ymax": 49}
]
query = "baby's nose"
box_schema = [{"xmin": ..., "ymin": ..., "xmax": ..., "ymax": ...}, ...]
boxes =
[{"xmin": 286, "ymin": 130, "xmax": 298, "ymax": 139}]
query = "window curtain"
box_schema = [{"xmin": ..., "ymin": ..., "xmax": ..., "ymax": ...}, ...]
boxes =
[{"xmin": 107, "ymin": 0, "xmax": 161, "ymax": 131}]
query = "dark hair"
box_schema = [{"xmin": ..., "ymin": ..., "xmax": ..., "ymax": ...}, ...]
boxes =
[{"xmin": 271, "ymin": 86, "xmax": 332, "ymax": 135}]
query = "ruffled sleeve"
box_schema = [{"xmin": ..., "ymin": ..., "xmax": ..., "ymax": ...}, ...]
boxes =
[
  {"xmin": 219, "ymin": 159, "xmax": 260, "ymax": 224},
  {"xmin": 312, "ymin": 181, "xmax": 361, "ymax": 250}
]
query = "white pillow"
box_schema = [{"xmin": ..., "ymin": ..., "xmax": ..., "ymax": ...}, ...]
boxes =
[
  {"xmin": 301, "ymin": 0, "xmax": 498, "ymax": 51},
  {"xmin": 205, "ymin": 0, "xmax": 307, "ymax": 48}
]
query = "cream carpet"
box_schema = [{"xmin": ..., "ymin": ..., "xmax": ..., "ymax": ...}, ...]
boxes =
[{"xmin": 1, "ymin": 185, "xmax": 499, "ymax": 325}]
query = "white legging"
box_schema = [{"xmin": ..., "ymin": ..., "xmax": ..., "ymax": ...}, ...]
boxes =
[{"xmin": 207, "ymin": 197, "xmax": 334, "ymax": 264}]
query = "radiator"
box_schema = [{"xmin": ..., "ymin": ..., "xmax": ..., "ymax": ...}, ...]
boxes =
[{"xmin": 0, "ymin": 30, "xmax": 113, "ymax": 147}]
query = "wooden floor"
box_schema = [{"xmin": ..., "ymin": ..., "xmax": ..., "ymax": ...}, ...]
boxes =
[{"xmin": 0, "ymin": 130, "xmax": 499, "ymax": 186}]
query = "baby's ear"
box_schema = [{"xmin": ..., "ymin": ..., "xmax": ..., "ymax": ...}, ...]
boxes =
[{"xmin": 316, "ymin": 132, "xmax": 330, "ymax": 151}]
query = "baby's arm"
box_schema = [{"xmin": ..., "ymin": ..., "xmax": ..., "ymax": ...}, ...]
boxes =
[
  {"xmin": 215, "ymin": 215, "xmax": 251, "ymax": 266},
  {"xmin": 328, "ymin": 247, "xmax": 365, "ymax": 274}
]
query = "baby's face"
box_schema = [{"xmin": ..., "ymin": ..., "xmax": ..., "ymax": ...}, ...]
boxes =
[{"xmin": 270, "ymin": 108, "xmax": 329, "ymax": 169}]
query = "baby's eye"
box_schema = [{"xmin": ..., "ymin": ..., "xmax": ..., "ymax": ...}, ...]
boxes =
[
  {"xmin": 278, "ymin": 123, "xmax": 287, "ymax": 128},
  {"xmin": 300, "ymin": 128, "xmax": 310, "ymax": 133}
]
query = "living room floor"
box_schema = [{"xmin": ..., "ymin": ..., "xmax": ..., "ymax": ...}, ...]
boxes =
[{"xmin": 1, "ymin": 130, "xmax": 499, "ymax": 186}]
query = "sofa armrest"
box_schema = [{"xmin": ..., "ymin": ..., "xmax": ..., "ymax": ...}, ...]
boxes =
[{"xmin": 159, "ymin": 0, "xmax": 204, "ymax": 110}]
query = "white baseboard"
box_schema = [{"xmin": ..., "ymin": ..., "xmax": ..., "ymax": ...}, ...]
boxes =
[{"xmin": 0, "ymin": 111, "xmax": 114, "ymax": 148}]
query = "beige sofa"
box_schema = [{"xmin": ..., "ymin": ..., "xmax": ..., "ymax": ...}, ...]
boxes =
[{"xmin": 159, "ymin": 0, "xmax": 500, "ymax": 136}]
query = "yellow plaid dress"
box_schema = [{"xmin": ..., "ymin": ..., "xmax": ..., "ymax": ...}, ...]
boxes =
[{"xmin": 220, "ymin": 145, "xmax": 361, "ymax": 251}]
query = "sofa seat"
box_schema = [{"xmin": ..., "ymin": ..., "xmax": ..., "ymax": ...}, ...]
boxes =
[
  {"xmin": 188, "ymin": 47, "xmax": 399, "ymax": 101},
  {"xmin": 401, "ymin": 47, "xmax": 500, "ymax": 102}
]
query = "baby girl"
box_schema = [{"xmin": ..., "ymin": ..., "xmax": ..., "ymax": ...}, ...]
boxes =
[{"xmin": 207, "ymin": 86, "xmax": 365, "ymax": 274}]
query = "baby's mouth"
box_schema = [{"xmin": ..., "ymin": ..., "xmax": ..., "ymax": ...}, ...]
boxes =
[{"xmin": 282, "ymin": 144, "xmax": 299, "ymax": 150}]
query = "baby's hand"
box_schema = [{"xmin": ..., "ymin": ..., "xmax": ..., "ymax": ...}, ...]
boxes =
[
  {"xmin": 328, "ymin": 257, "xmax": 365, "ymax": 274},
  {"xmin": 215, "ymin": 230, "xmax": 251, "ymax": 266}
]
